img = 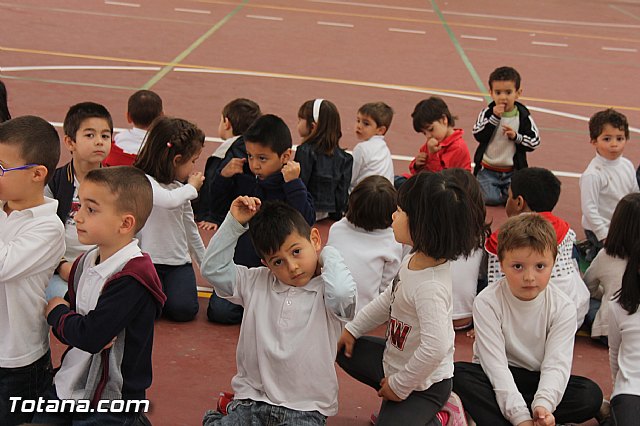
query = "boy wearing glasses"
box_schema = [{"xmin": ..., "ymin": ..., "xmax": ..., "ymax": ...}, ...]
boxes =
[{"xmin": 0, "ymin": 116, "xmax": 65, "ymax": 425}]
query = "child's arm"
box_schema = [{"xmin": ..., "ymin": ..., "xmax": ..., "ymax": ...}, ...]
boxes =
[
  {"xmin": 149, "ymin": 174, "xmax": 203, "ymax": 209},
  {"xmin": 512, "ymin": 112, "xmax": 540, "ymax": 151},
  {"xmin": 318, "ymin": 246, "xmax": 356, "ymax": 321},
  {"xmin": 183, "ymin": 202, "xmax": 205, "ymax": 266},
  {"xmin": 380, "ymin": 255, "xmax": 401, "ymax": 295},
  {"xmin": 408, "ymin": 143, "xmax": 429, "ymax": 175},
  {"xmin": 349, "ymin": 144, "xmax": 364, "ymax": 192},
  {"xmin": 580, "ymin": 173, "xmax": 607, "ymax": 241},
  {"xmin": 282, "ymin": 161, "xmax": 316, "ymax": 225},
  {"xmin": 583, "ymin": 256, "xmax": 604, "ymax": 299},
  {"xmin": 608, "ymin": 303, "xmax": 622, "ymax": 385},
  {"xmin": 344, "ymin": 279, "xmax": 394, "ymax": 338},
  {"xmin": 472, "ymin": 105, "xmax": 499, "ymax": 144}
]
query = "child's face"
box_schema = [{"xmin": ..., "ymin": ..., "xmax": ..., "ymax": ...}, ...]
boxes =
[
  {"xmin": 262, "ymin": 229, "xmax": 322, "ymax": 287},
  {"xmin": 391, "ymin": 207, "xmax": 412, "ymax": 246},
  {"xmin": 500, "ymin": 246, "xmax": 554, "ymax": 301},
  {"xmin": 489, "ymin": 80, "xmax": 521, "ymax": 113},
  {"xmin": 245, "ymin": 141, "xmax": 290, "ymax": 180},
  {"xmin": 75, "ymin": 180, "xmax": 129, "ymax": 248},
  {"xmin": 591, "ymin": 123, "xmax": 627, "ymax": 161},
  {"xmin": 297, "ymin": 117, "xmax": 312, "ymax": 139},
  {"xmin": 421, "ymin": 117, "xmax": 451, "ymax": 143},
  {"xmin": 355, "ymin": 113, "xmax": 385, "ymax": 141},
  {"xmin": 174, "ymin": 149, "xmax": 202, "ymax": 182},
  {"xmin": 0, "ymin": 143, "xmax": 38, "ymax": 203},
  {"xmin": 67, "ymin": 118, "xmax": 112, "ymax": 165}
]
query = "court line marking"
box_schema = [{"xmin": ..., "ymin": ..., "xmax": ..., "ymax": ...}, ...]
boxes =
[
  {"xmin": 246, "ymin": 14, "xmax": 283, "ymax": 21},
  {"xmin": 388, "ymin": 28, "xmax": 426, "ymax": 34},
  {"xmin": 104, "ymin": 1, "xmax": 140, "ymax": 7},
  {"xmin": 0, "ymin": 74, "xmax": 137, "ymax": 90},
  {"xmin": 532, "ymin": 41, "xmax": 568, "ymax": 47},
  {"xmin": 142, "ymin": 0, "xmax": 249, "ymax": 89},
  {"xmin": 317, "ymin": 21, "xmax": 354, "ymax": 27},
  {"xmin": 0, "ymin": 65, "xmax": 161, "ymax": 72},
  {"xmin": 609, "ymin": 4, "xmax": 640, "ymax": 21},
  {"xmin": 460, "ymin": 35, "xmax": 497, "ymax": 41},
  {"xmin": 602, "ymin": 46, "xmax": 638, "ymax": 52},
  {"xmin": 174, "ymin": 8, "xmax": 211, "ymax": 14}
]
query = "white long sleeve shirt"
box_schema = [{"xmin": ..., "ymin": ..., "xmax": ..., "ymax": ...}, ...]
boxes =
[
  {"xmin": 609, "ymin": 300, "xmax": 640, "ymax": 398},
  {"xmin": 0, "ymin": 198, "xmax": 65, "ymax": 367},
  {"xmin": 138, "ymin": 175, "xmax": 204, "ymax": 266},
  {"xmin": 580, "ymin": 153, "xmax": 639, "ymax": 241},
  {"xmin": 327, "ymin": 218, "xmax": 403, "ymax": 311},
  {"xmin": 349, "ymin": 135, "xmax": 394, "ymax": 192},
  {"xmin": 472, "ymin": 279, "xmax": 577, "ymax": 425},
  {"xmin": 345, "ymin": 256, "xmax": 454, "ymax": 400}
]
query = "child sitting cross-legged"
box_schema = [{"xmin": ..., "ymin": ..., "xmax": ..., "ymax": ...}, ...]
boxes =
[{"xmin": 200, "ymin": 197, "xmax": 356, "ymax": 425}]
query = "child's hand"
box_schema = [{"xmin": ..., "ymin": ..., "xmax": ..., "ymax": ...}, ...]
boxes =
[
  {"xmin": 102, "ymin": 337, "xmax": 116, "ymax": 351},
  {"xmin": 197, "ymin": 221, "xmax": 218, "ymax": 231},
  {"xmin": 414, "ymin": 152, "xmax": 427, "ymax": 169},
  {"xmin": 426, "ymin": 137, "xmax": 442, "ymax": 154},
  {"xmin": 502, "ymin": 124, "xmax": 517, "ymax": 140},
  {"xmin": 45, "ymin": 297, "xmax": 69, "ymax": 318},
  {"xmin": 493, "ymin": 103, "xmax": 506, "ymax": 117},
  {"xmin": 230, "ymin": 196, "xmax": 261, "ymax": 225},
  {"xmin": 378, "ymin": 377, "xmax": 402, "ymax": 402},
  {"xmin": 281, "ymin": 160, "xmax": 301, "ymax": 182},
  {"xmin": 516, "ymin": 421, "xmax": 534, "ymax": 426},
  {"xmin": 466, "ymin": 328, "xmax": 475, "ymax": 339},
  {"xmin": 188, "ymin": 172, "xmax": 205, "ymax": 191},
  {"xmin": 57, "ymin": 261, "xmax": 72, "ymax": 281},
  {"xmin": 221, "ymin": 158, "xmax": 246, "ymax": 178},
  {"xmin": 532, "ymin": 406, "xmax": 555, "ymax": 426},
  {"xmin": 337, "ymin": 328, "xmax": 356, "ymax": 358}
]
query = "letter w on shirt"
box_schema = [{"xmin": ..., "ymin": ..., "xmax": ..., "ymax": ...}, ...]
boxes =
[{"xmin": 386, "ymin": 317, "xmax": 412, "ymax": 351}]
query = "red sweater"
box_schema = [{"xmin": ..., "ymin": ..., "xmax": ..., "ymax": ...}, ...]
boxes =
[{"xmin": 405, "ymin": 129, "xmax": 471, "ymax": 177}]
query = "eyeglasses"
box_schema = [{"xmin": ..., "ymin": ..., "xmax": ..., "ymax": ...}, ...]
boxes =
[{"xmin": 0, "ymin": 163, "xmax": 39, "ymax": 176}]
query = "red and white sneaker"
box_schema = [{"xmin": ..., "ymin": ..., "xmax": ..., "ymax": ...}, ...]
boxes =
[
  {"xmin": 216, "ymin": 391, "xmax": 234, "ymax": 415},
  {"xmin": 441, "ymin": 392, "xmax": 468, "ymax": 426}
]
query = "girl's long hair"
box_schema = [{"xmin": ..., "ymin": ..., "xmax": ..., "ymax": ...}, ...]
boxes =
[
  {"xmin": 614, "ymin": 240, "xmax": 640, "ymax": 315},
  {"xmin": 298, "ymin": 99, "xmax": 342, "ymax": 155},
  {"xmin": 0, "ymin": 80, "xmax": 11, "ymax": 123}
]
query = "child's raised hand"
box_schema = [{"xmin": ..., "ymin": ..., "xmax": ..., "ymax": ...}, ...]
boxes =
[
  {"xmin": 188, "ymin": 172, "xmax": 205, "ymax": 191},
  {"xmin": 337, "ymin": 328, "xmax": 356, "ymax": 358},
  {"xmin": 281, "ymin": 160, "xmax": 301, "ymax": 182},
  {"xmin": 502, "ymin": 124, "xmax": 517, "ymax": 141},
  {"xmin": 230, "ymin": 196, "xmax": 261, "ymax": 225},
  {"xmin": 377, "ymin": 377, "xmax": 402, "ymax": 402},
  {"xmin": 45, "ymin": 297, "xmax": 69, "ymax": 318},
  {"xmin": 221, "ymin": 158, "xmax": 246, "ymax": 178},
  {"xmin": 414, "ymin": 152, "xmax": 428, "ymax": 169},
  {"xmin": 197, "ymin": 221, "xmax": 218, "ymax": 232},
  {"xmin": 532, "ymin": 406, "xmax": 555, "ymax": 426},
  {"xmin": 493, "ymin": 103, "xmax": 505, "ymax": 117},
  {"xmin": 426, "ymin": 137, "xmax": 442, "ymax": 154}
]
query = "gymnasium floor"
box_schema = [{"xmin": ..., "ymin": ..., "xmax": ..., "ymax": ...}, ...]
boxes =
[{"xmin": 2, "ymin": 0, "xmax": 639, "ymax": 424}]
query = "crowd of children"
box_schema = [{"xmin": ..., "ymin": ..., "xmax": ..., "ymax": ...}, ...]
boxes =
[{"xmin": 1, "ymin": 62, "xmax": 639, "ymax": 426}]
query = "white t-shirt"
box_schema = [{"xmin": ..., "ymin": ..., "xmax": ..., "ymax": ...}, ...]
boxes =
[
  {"xmin": 451, "ymin": 248, "xmax": 483, "ymax": 321},
  {"xmin": 483, "ymin": 113, "xmax": 519, "ymax": 167},
  {"xmin": 584, "ymin": 250, "xmax": 627, "ymax": 337},
  {"xmin": 349, "ymin": 135, "xmax": 394, "ymax": 192},
  {"xmin": 114, "ymin": 127, "xmax": 147, "ymax": 155},
  {"xmin": 609, "ymin": 300, "xmax": 640, "ymax": 398}
]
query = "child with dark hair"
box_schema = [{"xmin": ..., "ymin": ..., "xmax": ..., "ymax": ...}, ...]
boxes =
[
  {"xmin": 194, "ymin": 98, "xmax": 261, "ymax": 230},
  {"xmin": 46, "ymin": 102, "xmax": 113, "ymax": 300},
  {"xmin": 485, "ymin": 167, "xmax": 590, "ymax": 328},
  {"xmin": 350, "ymin": 102, "xmax": 394, "ymax": 192},
  {"xmin": 609, "ymin": 230, "xmax": 640, "ymax": 426},
  {"xmin": 207, "ymin": 114, "xmax": 315, "ymax": 325},
  {"xmin": 454, "ymin": 214, "xmax": 603, "ymax": 426},
  {"xmin": 584, "ymin": 193, "xmax": 640, "ymax": 345},
  {"xmin": 103, "ymin": 89, "xmax": 163, "ymax": 167},
  {"xmin": 0, "ymin": 80, "xmax": 10, "ymax": 123},
  {"xmin": 200, "ymin": 197, "xmax": 356, "ymax": 425},
  {"xmin": 580, "ymin": 108, "xmax": 638, "ymax": 262},
  {"xmin": 327, "ymin": 175, "xmax": 403, "ymax": 311},
  {"xmin": 472, "ymin": 66, "xmax": 540, "ymax": 206},
  {"xmin": 0, "ymin": 116, "xmax": 64, "ymax": 425},
  {"xmin": 396, "ymin": 97, "xmax": 471, "ymax": 188},
  {"xmin": 295, "ymin": 99, "xmax": 353, "ymax": 221},
  {"xmin": 337, "ymin": 172, "xmax": 486, "ymax": 425},
  {"xmin": 134, "ymin": 116, "xmax": 206, "ymax": 322}
]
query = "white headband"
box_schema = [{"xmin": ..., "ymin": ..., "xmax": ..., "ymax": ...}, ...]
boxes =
[{"xmin": 312, "ymin": 99, "xmax": 324, "ymax": 123}]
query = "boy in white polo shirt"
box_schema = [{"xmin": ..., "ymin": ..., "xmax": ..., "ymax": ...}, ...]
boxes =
[
  {"xmin": 0, "ymin": 116, "xmax": 65, "ymax": 425},
  {"xmin": 201, "ymin": 197, "xmax": 356, "ymax": 425},
  {"xmin": 454, "ymin": 214, "xmax": 602, "ymax": 425}
]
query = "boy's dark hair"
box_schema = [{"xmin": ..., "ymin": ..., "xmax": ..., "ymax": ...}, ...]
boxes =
[
  {"xmin": 412, "ymin": 97, "xmax": 456, "ymax": 132},
  {"xmin": 489, "ymin": 66, "xmax": 521, "ymax": 91},
  {"xmin": 358, "ymin": 102, "xmax": 394, "ymax": 130},
  {"xmin": 223, "ymin": 98, "xmax": 261, "ymax": 136},
  {"xmin": 397, "ymin": 172, "xmax": 485, "ymax": 260},
  {"xmin": 249, "ymin": 201, "xmax": 312, "ymax": 259},
  {"xmin": 0, "ymin": 115, "xmax": 60, "ymax": 185},
  {"xmin": 243, "ymin": 114, "xmax": 292, "ymax": 156},
  {"xmin": 441, "ymin": 168, "xmax": 491, "ymax": 243},
  {"xmin": 128, "ymin": 90, "xmax": 163, "ymax": 128},
  {"xmin": 589, "ymin": 108, "xmax": 629, "ymax": 140},
  {"xmin": 346, "ymin": 175, "xmax": 396, "ymax": 231},
  {"xmin": 63, "ymin": 102, "xmax": 113, "ymax": 140},
  {"xmin": 497, "ymin": 214, "xmax": 558, "ymax": 262},
  {"xmin": 605, "ymin": 193, "xmax": 640, "ymax": 259},
  {"xmin": 0, "ymin": 80, "xmax": 10, "ymax": 123},
  {"xmin": 85, "ymin": 166, "xmax": 153, "ymax": 233},
  {"xmin": 510, "ymin": 167, "xmax": 561, "ymax": 212}
]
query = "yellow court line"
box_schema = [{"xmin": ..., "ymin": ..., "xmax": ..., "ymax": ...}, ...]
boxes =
[
  {"xmin": 190, "ymin": 0, "xmax": 640, "ymax": 44},
  {"xmin": 198, "ymin": 291, "xmax": 213, "ymax": 299},
  {"xmin": 2, "ymin": 45, "xmax": 640, "ymax": 112}
]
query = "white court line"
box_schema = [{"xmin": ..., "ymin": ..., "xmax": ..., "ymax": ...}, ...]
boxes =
[
  {"xmin": 317, "ymin": 21, "xmax": 354, "ymax": 28},
  {"xmin": 308, "ymin": 0, "xmax": 428, "ymax": 12},
  {"xmin": 460, "ymin": 35, "xmax": 497, "ymax": 41},
  {"xmin": 388, "ymin": 28, "xmax": 426, "ymax": 34},
  {"xmin": 531, "ymin": 41, "xmax": 568, "ymax": 47},
  {"xmin": 246, "ymin": 14, "xmax": 283, "ymax": 21},
  {"xmin": 602, "ymin": 46, "xmax": 638, "ymax": 52},
  {"xmin": 104, "ymin": 1, "xmax": 140, "ymax": 7},
  {"xmin": 174, "ymin": 8, "xmax": 211, "ymax": 14},
  {"xmin": 0, "ymin": 65, "xmax": 161, "ymax": 72}
]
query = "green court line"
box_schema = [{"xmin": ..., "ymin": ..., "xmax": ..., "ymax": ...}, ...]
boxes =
[
  {"xmin": 0, "ymin": 74, "xmax": 136, "ymax": 90},
  {"xmin": 142, "ymin": 0, "xmax": 249, "ymax": 89},
  {"xmin": 429, "ymin": 0, "xmax": 491, "ymax": 103}
]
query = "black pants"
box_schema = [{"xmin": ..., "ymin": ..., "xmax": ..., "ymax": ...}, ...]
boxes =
[
  {"xmin": 453, "ymin": 361, "xmax": 603, "ymax": 425},
  {"xmin": 337, "ymin": 336, "xmax": 451, "ymax": 426},
  {"xmin": 611, "ymin": 394, "xmax": 640, "ymax": 426},
  {"xmin": 154, "ymin": 263, "xmax": 199, "ymax": 322}
]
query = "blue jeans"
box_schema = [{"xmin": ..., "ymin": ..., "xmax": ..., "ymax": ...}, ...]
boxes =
[
  {"xmin": 203, "ymin": 399, "xmax": 327, "ymax": 425},
  {"xmin": 477, "ymin": 168, "xmax": 513, "ymax": 206},
  {"xmin": 155, "ymin": 263, "xmax": 199, "ymax": 322},
  {"xmin": 46, "ymin": 273, "xmax": 69, "ymax": 301},
  {"xmin": 0, "ymin": 350, "xmax": 53, "ymax": 426}
]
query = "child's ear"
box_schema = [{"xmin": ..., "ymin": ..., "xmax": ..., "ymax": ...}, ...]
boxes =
[
  {"xmin": 516, "ymin": 87, "xmax": 523, "ymax": 98},
  {"xmin": 261, "ymin": 259, "xmax": 268, "ymax": 267},
  {"xmin": 173, "ymin": 154, "xmax": 183, "ymax": 167},
  {"xmin": 310, "ymin": 122, "xmax": 317, "ymax": 133},
  {"xmin": 223, "ymin": 117, "xmax": 232, "ymax": 131},
  {"xmin": 280, "ymin": 148, "xmax": 292, "ymax": 163},
  {"xmin": 515, "ymin": 195, "xmax": 526, "ymax": 212},
  {"xmin": 441, "ymin": 115, "xmax": 449, "ymax": 127},
  {"xmin": 120, "ymin": 213, "xmax": 136, "ymax": 234},
  {"xmin": 376, "ymin": 125, "xmax": 387, "ymax": 135},
  {"xmin": 126, "ymin": 112, "xmax": 133, "ymax": 124},
  {"xmin": 63, "ymin": 135, "xmax": 76, "ymax": 152},
  {"xmin": 32, "ymin": 165, "xmax": 48, "ymax": 183},
  {"xmin": 310, "ymin": 228, "xmax": 322, "ymax": 251}
]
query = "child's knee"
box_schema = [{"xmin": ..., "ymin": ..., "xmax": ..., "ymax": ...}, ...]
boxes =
[
  {"xmin": 207, "ymin": 293, "xmax": 243, "ymax": 324},
  {"xmin": 163, "ymin": 297, "xmax": 199, "ymax": 322}
]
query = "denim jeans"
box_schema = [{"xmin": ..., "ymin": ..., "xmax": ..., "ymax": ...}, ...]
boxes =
[
  {"xmin": 0, "ymin": 350, "xmax": 53, "ymax": 426},
  {"xmin": 46, "ymin": 273, "xmax": 69, "ymax": 301},
  {"xmin": 154, "ymin": 263, "xmax": 199, "ymax": 322},
  {"xmin": 477, "ymin": 168, "xmax": 513, "ymax": 206},
  {"xmin": 203, "ymin": 399, "xmax": 327, "ymax": 426}
]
